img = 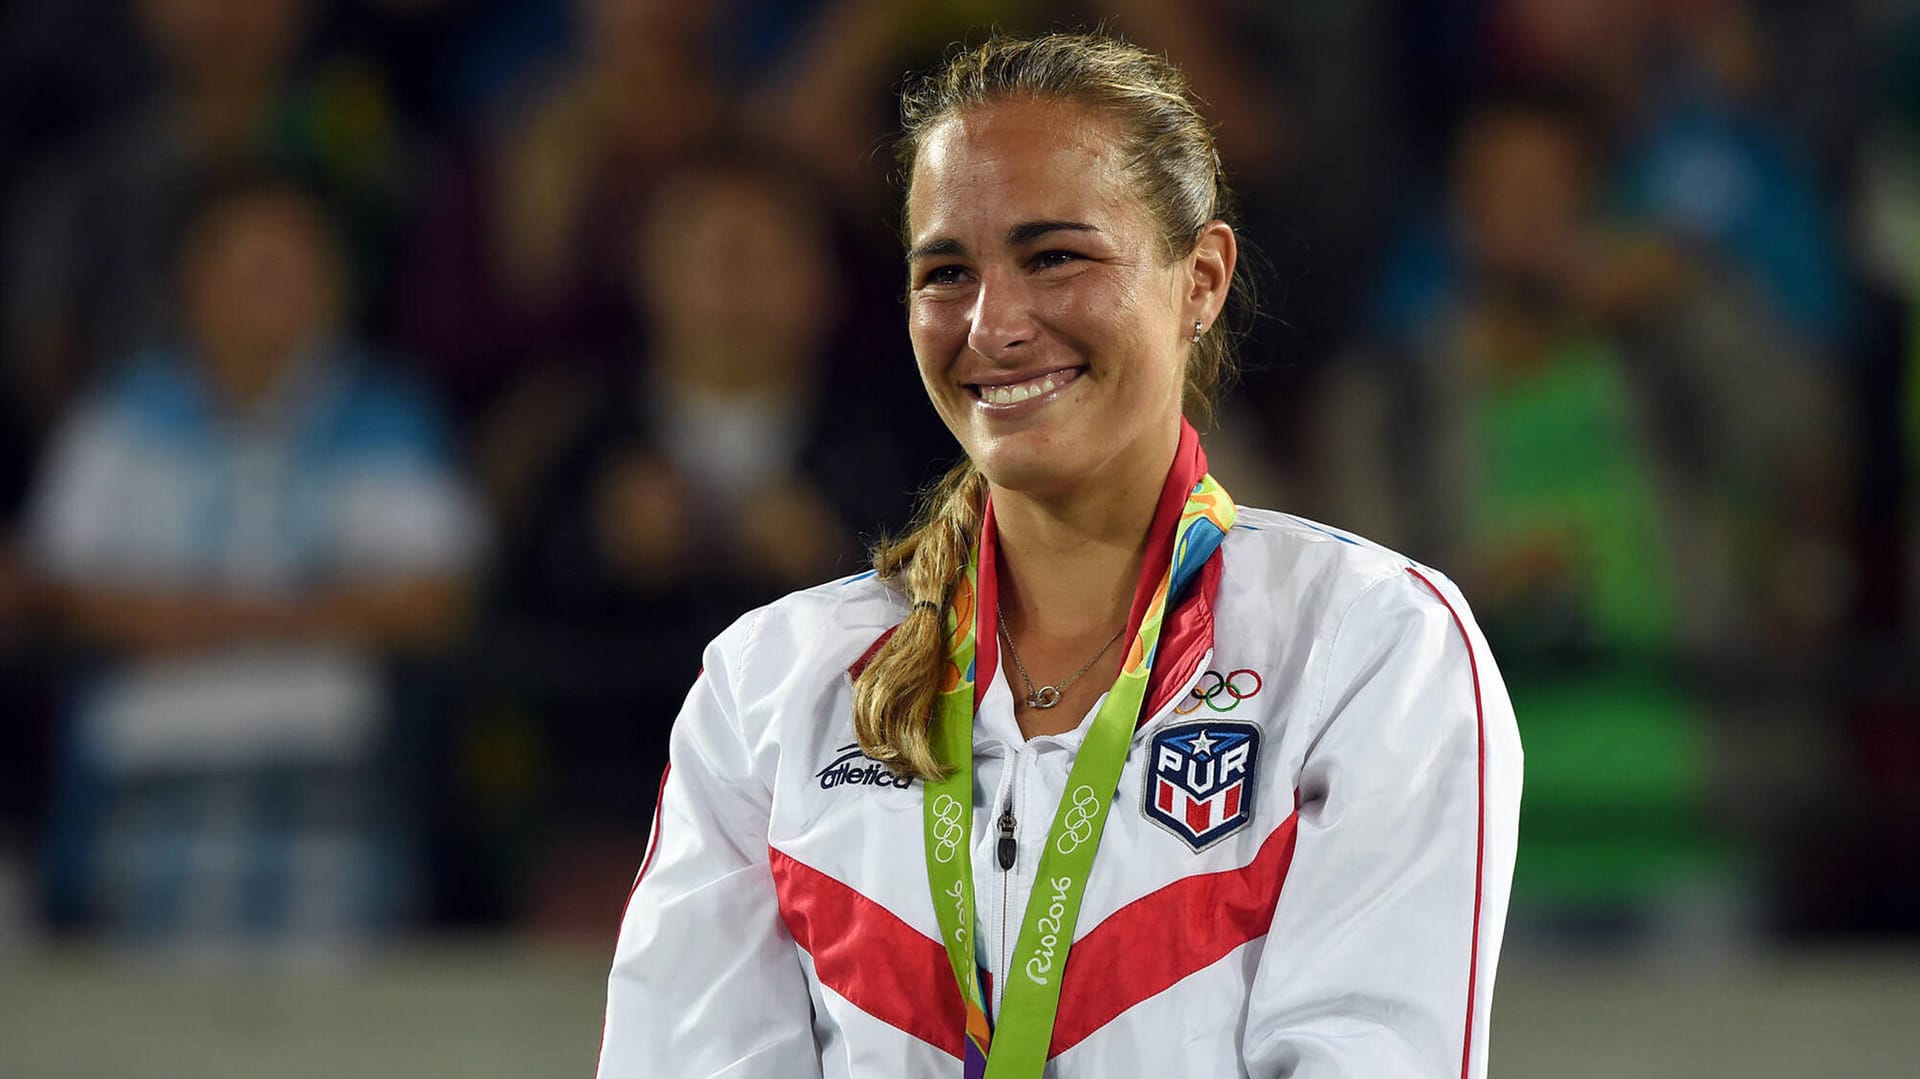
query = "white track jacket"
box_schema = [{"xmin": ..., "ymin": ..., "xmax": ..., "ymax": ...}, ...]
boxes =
[{"xmin": 599, "ymin": 502, "xmax": 1522, "ymax": 1078}]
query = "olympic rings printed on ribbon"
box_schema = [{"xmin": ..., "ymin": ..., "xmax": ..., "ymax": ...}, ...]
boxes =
[
  {"xmin": 1055, "ymin": 785, "xmax": 1101, "ymax": 854},
  {"xmin": 931, "ymin": 793, "xmax": 965, "ymax": 863},
  {"xmin": 1172, "ymin": 668, "xmax": 1264, "ymax": 715}
]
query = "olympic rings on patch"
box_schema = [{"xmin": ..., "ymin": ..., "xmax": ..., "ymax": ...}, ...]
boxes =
[{"xmin": 1172, "ymin": 668, "xmax": 1264, "ymax": 714}]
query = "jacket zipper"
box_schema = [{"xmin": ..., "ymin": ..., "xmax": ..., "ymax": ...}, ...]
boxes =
[
  {"xmin": 996, "ymin": 801, "xmax": 1017, "ymax": 870},
  {"xmin": 992, "ymin": 736, "xmax": 1028, "ymax": 1019},
  {"xmin": 996, "ymin": 791, "xmax": 1015, "ymax": 1010}
]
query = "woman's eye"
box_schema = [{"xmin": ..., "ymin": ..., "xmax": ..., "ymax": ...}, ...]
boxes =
[
  {"xmin": 918, "ymin": 265, "xmax": 967, "ymax": 288},
  {"xmin": 1030, "ymin": 249, "xmax": 1080, "ymax": 271}
]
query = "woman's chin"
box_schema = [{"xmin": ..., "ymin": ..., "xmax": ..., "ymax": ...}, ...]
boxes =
[
  {"xmin": 964, "ymin": 410, "xmax": 1169, "ymax": 502},
  {"xmin": 972, "ymin": 443, "xmax": 1092, "ymax": 499}
]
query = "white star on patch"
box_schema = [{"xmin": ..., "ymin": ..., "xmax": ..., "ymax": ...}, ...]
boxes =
[{"xmin": 1188, "ymin": 729, "xmax": 1217, "ymax": 756}]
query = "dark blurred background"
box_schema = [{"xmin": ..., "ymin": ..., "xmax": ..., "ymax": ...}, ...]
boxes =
[{"xmin": 0, "ymin": 1, "xmax": 1916, "ymax": 1075}]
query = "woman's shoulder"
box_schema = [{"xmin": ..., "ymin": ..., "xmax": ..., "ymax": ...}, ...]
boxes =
[
  {"xmin": 1224, "ymin": 506, "xmax": 1427, "ymax": 583},
  {"xmin": 1214, "ymin": 508, "xmax": 1498, "ymax": 752},
  {"xmin": 1217, "ymin": 505, "xmax": 1472, "ymax": 636},
  {"xmin": 702, "ymin": 569, "xmax": 908, "ymax": 697}
]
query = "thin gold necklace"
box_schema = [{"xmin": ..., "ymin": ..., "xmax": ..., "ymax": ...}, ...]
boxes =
[{"xmin": 996, "ymin": 606, "xmax": 1124, "ymax": 710}]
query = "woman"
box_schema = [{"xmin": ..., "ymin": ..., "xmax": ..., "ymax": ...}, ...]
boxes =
[{"xmin": 599, "ymin": 32, "xmax": 1521, "ymax": 1078}]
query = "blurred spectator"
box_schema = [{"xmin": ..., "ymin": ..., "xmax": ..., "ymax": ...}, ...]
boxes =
[
  {"xmin": 1858, "ymin": 8, "xmax": 1920, "ymax": 532},
  {"xmin": 1813, "ymin": 2, "xmax": 1920, "ymax": 935},
  {"xmin": 399, "ymin": 0, "xmax": 729, "ymax": 415},
  {"xmin": 482, "ymin": 146, "xmax": 919, "ymax": 933},
  {"xmin": 24, "ymin": 171, "xmax": 482, "ymax": 948},
  {"xmin": 1314, "ymin": 89, "xmax": 1849, "ymax": 941},
  {"xmin": 1742, "ymin": 0, "xmax": 1878, "ymax": 200},
  {"xmin": 1500, "ymin": 0, "xmax": 1851, "ymax": 351},
  {"xmin": 4, "ymin": 0, "xmax": 410, "ymax": 442},
  {"xmin": 1375, "ymin": 0, "xmax": 1851, "ymax": 358},
  {"xmin": 1857, "ymin": 11, "xmax": 1920, "ymax": 309}
]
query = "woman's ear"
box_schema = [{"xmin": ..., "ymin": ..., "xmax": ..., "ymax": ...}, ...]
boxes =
[{"xmin": 1185, "ymin": 220, "xmax": 1237, "ymax": 328}]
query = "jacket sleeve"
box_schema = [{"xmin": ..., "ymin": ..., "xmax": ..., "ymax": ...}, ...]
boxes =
[
  {"xmin": 597, "ymin": 612, "xmax": 823, "ymax": 1078},
  {"xmin": 1242, "ymin": 568, "xmax": 1523, "ymax": 1078}
]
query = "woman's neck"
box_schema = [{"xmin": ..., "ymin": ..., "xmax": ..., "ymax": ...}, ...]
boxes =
[{"xmin": 989, "ymin": 423, "xmax": 1180, "ymax": 642}]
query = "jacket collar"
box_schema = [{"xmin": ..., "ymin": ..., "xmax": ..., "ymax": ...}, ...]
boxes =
[{"xmin": 972, "ymin": 418, "xmax": 1222, "ymax": 726}]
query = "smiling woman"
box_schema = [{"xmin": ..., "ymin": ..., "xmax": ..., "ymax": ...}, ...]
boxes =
[
  {"xmin": 904, "ymin": 102, "xmax": 1230, "ymax": 499},
  {"xmin": 883, "ymin": 99, "xmax": 1237, "ymax": 750},
  {"xmin": 598, "ymin": 30, "xmax": 1521, "ymax": 1079}
]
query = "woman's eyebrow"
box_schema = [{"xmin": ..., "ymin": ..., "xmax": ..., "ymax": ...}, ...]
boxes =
[
  {"xmin": 906, "ymin": 221, "xmax": 1102, "ymax": 263},
  {"xmin": 905, "ymin": 237, "xmax": 964, "ymax": 263},
  {"xmin": 1007, "ymin": 220, "xmax": 1098, "ymax": 245}
]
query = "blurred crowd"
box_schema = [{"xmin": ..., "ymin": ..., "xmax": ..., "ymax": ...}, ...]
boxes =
[{"xmin": 0, "ymin": 0, "xmax": 1915, "ymax": 955}]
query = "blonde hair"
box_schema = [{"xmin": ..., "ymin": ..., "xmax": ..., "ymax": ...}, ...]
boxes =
[{"xmin": 854, "ymin": 30, "xmax": 1247, "ymax": 780}]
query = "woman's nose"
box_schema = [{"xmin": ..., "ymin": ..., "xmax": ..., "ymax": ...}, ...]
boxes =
[{"xmin": 965, "ymin": 268, "xmax": 1037, "ymax": 358}]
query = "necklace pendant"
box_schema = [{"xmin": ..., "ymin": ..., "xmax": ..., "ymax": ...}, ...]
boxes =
[{"xmin": 1027, "ymin": 685, "xmax": 1062, "ymax": 709}]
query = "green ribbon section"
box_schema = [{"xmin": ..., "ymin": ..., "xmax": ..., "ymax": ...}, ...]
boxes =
[{"xmin": 921, "ymin": 472, "xmax": 1236, "ymax": 1077}]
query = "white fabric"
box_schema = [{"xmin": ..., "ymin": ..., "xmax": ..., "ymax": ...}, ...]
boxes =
[
  {"xmin": 599, "ymin": 508, "xmax": 1523, "ymax": 1078},
  {"xmin": 84, "ymin": 646, "xmax": 383, "ymax": 773}
]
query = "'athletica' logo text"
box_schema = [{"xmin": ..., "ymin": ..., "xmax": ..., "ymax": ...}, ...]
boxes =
[{"xmin": 817, "ymin": 742, "xmax": 913, "ymax": 791}]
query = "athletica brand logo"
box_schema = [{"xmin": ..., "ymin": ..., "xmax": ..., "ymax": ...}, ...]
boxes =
[
  {"xmin": 817, "ymin": 742, "xmax": 913, "ymax": 791},
  {"xmin": 1173, "ymin": 668, "xmax": 1264, "ymax": 714},
  {"xmin": 1143, "ymin": 721, "xmax": 1260, "ymax": 851}
]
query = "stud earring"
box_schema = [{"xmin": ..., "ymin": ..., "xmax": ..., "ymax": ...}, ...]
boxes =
[{"xmin": 1191, "ymin": 320, "xmax": 1203, "ymax": 343}]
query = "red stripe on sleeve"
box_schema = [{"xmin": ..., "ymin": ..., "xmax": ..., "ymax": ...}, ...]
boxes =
[
  {"xmin": 1048, "ymin": 811, "xmax": 1300, "ymax": 1058},
  {"xmin": 1406, "ymin": 567, "xmax": 1489, "ymax": 1079},
  {"xmin": 769, "ymin": 847, "xmax": 964, "ymax": 1058}
]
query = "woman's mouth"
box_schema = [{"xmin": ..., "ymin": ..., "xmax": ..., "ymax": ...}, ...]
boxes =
[{"xmin": 969, "ymin": 366, "xmax": 1084, "ymax": 409}]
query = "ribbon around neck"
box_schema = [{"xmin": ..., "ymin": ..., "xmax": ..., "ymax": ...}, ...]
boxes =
[{"xmin": 920, "ymin": 439, "xmax": 1237, "ymax": 1078}]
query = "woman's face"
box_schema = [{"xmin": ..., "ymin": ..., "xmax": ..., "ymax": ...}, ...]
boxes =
[{"xmin": 905, "ymin": 101, "xmax": 1214, "ymax": 500}]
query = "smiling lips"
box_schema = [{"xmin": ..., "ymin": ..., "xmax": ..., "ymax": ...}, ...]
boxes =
[{"xmin": 970, "ymin": 365, "xmax": 1084, "ymax": 408}]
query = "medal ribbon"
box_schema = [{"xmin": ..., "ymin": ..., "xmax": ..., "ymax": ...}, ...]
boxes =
[{"xmin": 921, "ymin": 460, "xmax": 1237, "ymax": 1078}]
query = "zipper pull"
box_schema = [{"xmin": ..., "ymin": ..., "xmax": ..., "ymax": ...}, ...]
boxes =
[{"xmin": 996, "ymin": 803, "xmax": 1017, "ymax": 870}]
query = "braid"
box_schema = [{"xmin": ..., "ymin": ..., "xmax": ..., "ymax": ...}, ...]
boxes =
[{"xmin": 853, "ymin": 461, "xmax": 986, "ymax": 779}]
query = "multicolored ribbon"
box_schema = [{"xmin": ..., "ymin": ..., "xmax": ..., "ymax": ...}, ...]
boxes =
[{"xmin": 921, "ymin": 465, "xmax": 1235, "ymax": 1078}]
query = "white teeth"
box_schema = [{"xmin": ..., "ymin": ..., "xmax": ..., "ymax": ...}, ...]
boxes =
[{"xmin": 980, "ymin": 371, "xmax": 1067, "ymax": 406}]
